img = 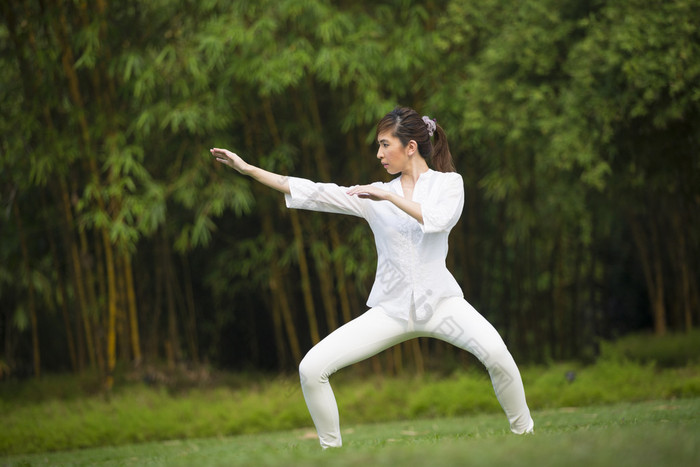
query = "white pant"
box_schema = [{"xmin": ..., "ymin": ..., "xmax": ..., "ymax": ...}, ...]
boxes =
[{"xmin": 299, "ymin": 296, "xmax": 534, "ymax": 448}]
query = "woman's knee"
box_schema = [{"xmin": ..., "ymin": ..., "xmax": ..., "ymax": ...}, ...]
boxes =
[
  {"xmin": 473, "ymin": 339, "xmax": 513, "ymax": 368},
  {"xmin": 298, "ymin": 353, "xmax": 314, "ymax": 380},
  {"xmin": 299, "ymin": 348, "xmax": 327, "ymax": 384}
]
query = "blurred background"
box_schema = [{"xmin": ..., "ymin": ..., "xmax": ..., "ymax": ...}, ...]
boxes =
[{"xmin": 1, "ymin": 0, "xmax": 698, "ymax": 387}]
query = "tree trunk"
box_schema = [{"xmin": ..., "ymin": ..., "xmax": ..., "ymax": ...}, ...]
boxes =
[
  {"xmin": 288, "ymin": 211, "xmax": 321, "ymax": 344},
  {"xmin": 60, "ymin": 178, "xmax": 94, "ymax": 370},
  {"xmin": 291, "ymin": 92, "xmax": 338, "ymax": 336},
  {"xmin": 392, "ymin": 344, "xmax": 404, "ymax": 375},
  {"xmin": 268, "ymin": 287, "xmax": 288, "ymax": 367},
  {"xmin": 262, "ymin": 97, "xmax": 320, "ymax": 344},
  {"xmin": 44, "ymin": 189, "xmax": 78, "ymax": 372},
  {"xmin": 671, "ymin": 210, "xmax": 693, "ymax": 331},
  {"xmin": 570, "ymin": 233, "xmax": 583, "ymax": 358},
  {"xmin": 150, "ymin": 241, "xmax": 165, "ymax": 361},
  {"xmin": 13, "ymin": 200, "xmax": 40, "ymax": 379},
  {"xmin": 84, "ymin": 228, "xmax": 106, "ymax": 375},
  {"xmin": 103, "ymin": 230, "xmax": 119, "ymax": 390},
  {"xmin": 310, "ymin": 235, "xmax": 339, "ymax": 333},
  {"xmin": 123, "ymin": 252, "xmax": 142, "ymax": 364},
  {"xmin": 630, "ymin": 216, "xmax": 667, "ymax": 336},
  {"xmin": 162, "ymin": 235, "xmax": 181, "ymax": 366},
  {"xmin": 304, "ymin": 85, "xmax": 354, "ymax": 326},
  {"xmin": 51, "ymin": 0, "xmax": 120, "ymax": 387},
  {"xmin": 116, "ymin": 255, "xmax": 130, "ymax": 363},
  {"xmin": 261, "ymin": 215, "xmax": 303, "ymax": 363},
  {"xmin": 181, "ymin": 254, "xmax": 199, "ymax": 363},
  {"xmin": 411, "ymin": 339, "xmax": 424, "ymax": 376}
]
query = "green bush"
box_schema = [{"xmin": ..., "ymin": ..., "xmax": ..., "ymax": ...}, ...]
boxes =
[{"xmin": 599, "ymin": 329, "xmax": 700, "ymax": 367}]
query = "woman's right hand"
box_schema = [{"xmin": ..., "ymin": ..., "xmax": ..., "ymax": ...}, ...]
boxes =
[
  {"xmin": 210, "ymin": 148, "xmax": 249, "ymax": 174},
  {"xmin": 211, "ymin": 147, "xmax": 291, "ymax": 194}
]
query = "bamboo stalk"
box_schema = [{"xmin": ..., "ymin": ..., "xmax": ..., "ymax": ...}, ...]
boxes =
[
  {"xmin": 181, "ymin": 254, "xmax": 199, "ymax": 363},
  {"xmin": 262, "ymin": 215, "xmax": 303, "ymax": 363},
  {"xmin": 163, "ymin": 234, "xmax": 182, "ymax": 366},
  {"xmin": 61, "ymin": 178, "xmax": 95, "ymax": 370},
  {"xmin": 116, "ymin": 253, "xmax": 130, "ymax": 363},
  {"xmin": 51, "ymin": 0, "xmax": 120, "ymax": 387},
  {"xmin": 13, "ymin": 200, "xmax": 40, "ymax": 379},
  {"xmin": 304, "ymin": 84, "xmax": 355, "ymax": 325},
  {"xmin": 44, "ymin": 188, "xmax": 78, "ymax": 371},
  {"xmin": 630, "ymin": 216, "xmax": 667, "ymax": 336},
  {"xmin": 262, "ymin": 97, "xmax": 320, "ymax": 345},
  {"xmin": 123, "ymin": 253, "xmax": 143, "ymax": 364}
]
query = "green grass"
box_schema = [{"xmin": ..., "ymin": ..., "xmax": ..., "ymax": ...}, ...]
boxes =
[
  {"xmin": 1, "ymin": 359, "xmax": 700, "ymax": 457},
  {"xmin": 2, "ymin": 331, "xmax": 700, "ymax": 463},
  {"xmin": 1, "ymin": 398, "xmax": 698, "ymax": 466}
]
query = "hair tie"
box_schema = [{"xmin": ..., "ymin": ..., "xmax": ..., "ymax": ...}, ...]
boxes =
[{"xmin": 422, "ymin": 116, "xmax": 436, "ymax": 137}]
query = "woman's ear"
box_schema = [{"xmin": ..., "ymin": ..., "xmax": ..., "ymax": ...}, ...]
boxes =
[{"xmin": 407, "ymin": 140, "xmax": 418, "ymax": 156}]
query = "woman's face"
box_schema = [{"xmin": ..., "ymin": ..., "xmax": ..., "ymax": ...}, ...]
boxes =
[{"xmin": 376, "ymin": 132, "xmax": 411, "ymax": 175}]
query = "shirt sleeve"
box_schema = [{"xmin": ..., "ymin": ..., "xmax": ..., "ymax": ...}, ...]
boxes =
[
  {"xmin": 284, "ymin": 177, "xmax": 365, "ymax": 218},
  {"xmin": 420, "ymin": 173, "xmax": 465, "ymax": 233}
]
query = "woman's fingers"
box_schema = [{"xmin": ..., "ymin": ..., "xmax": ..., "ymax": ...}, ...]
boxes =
[
  {"xmin": 211, "ymin": 148, "xmax": 249, "ymax": 174},
  {"xmin": 347, "ymin": 185, "xmax": 385, "ymax": 201},
  {"xmin": 211, "ymin": 148, "xmax": 236, "ymax": 167},
  {"xmin": 346, "ymin": 185, "xmax": 370, "ymax": 196}
]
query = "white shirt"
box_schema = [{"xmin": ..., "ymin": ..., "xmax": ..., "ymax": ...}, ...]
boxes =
[{"xmin": 284, "ymin": 169, "xmax": 465, "ymax": 321}]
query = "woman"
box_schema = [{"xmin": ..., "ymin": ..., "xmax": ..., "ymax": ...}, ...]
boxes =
[{"xmin": 211, "ymin": 106, "xmax": 534, "ymax": 449}]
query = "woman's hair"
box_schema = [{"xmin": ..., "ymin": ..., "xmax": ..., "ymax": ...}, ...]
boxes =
[{"xmin": 376, "ymin": 106, "xmax": 455, "ymax": 172}]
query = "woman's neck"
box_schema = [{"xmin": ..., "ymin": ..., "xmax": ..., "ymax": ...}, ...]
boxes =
[{"xmin": 400, "ymin": 158, "xmax": 430, "ymax": 186}]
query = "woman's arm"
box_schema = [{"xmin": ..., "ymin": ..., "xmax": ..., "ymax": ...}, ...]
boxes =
[
  {"xmin": 346, "ymin": 185, "xmax": 423, "ymax": 224},
  {"xmin": 211, "ymin": 147, "xmax": 290, "ymax": 195}
]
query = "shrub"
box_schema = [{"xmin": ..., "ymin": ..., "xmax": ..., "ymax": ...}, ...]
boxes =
[{"xmin": 599, "ymin": 329, "xmax": 700, "ymax": 367}]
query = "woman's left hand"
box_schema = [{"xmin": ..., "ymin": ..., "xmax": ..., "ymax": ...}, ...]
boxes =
[
  {"xmin": 346, "ymin": 185, "xmax": 390, "ymax": 201},
  {"xmin": 349, "ymin": 184, "xmax": 423, "ymax": 223}
]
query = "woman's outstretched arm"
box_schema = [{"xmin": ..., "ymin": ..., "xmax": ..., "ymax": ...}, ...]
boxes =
[
  {"xmin": 211, "ymin": 147, "xmax": 291, "ymax": 195},
  {"xmin": 346, "ymin": 185, "xmax": 423, "ymax": 224}
]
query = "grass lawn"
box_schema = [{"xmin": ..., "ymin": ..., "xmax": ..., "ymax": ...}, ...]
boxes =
[{"xmin": 2, "ymin": 397, "xmax": 698, "ymax": 467}]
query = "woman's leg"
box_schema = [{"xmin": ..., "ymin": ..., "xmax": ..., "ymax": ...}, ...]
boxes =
[
  {"xmin": 423, "ymin": 297, "xmax": 534, "ymax": 434},
  {"xmin": 299, "ymin": 307, "xmax": 412, "ymax": 448}
]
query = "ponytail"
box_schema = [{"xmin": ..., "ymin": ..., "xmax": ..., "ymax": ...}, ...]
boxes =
[{"xmin": 431, "ymin": 123, "xmax": 455, "ymax": 173}]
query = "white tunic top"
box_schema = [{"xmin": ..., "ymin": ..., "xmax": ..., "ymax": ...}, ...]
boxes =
[{"xmin": 284, "ymin": 169, "xmax": 465, "ymax": 321}]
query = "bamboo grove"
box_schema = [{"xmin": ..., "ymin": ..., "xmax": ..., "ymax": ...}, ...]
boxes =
[{"xmin": 1, "ymin": 0, "xmax": 699, "ymax": 385}]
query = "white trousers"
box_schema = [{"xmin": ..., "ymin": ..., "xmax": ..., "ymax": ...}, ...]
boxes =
[{"xmin": 299, "ymin": 296, "xmax": 534, "ymax": 448}]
